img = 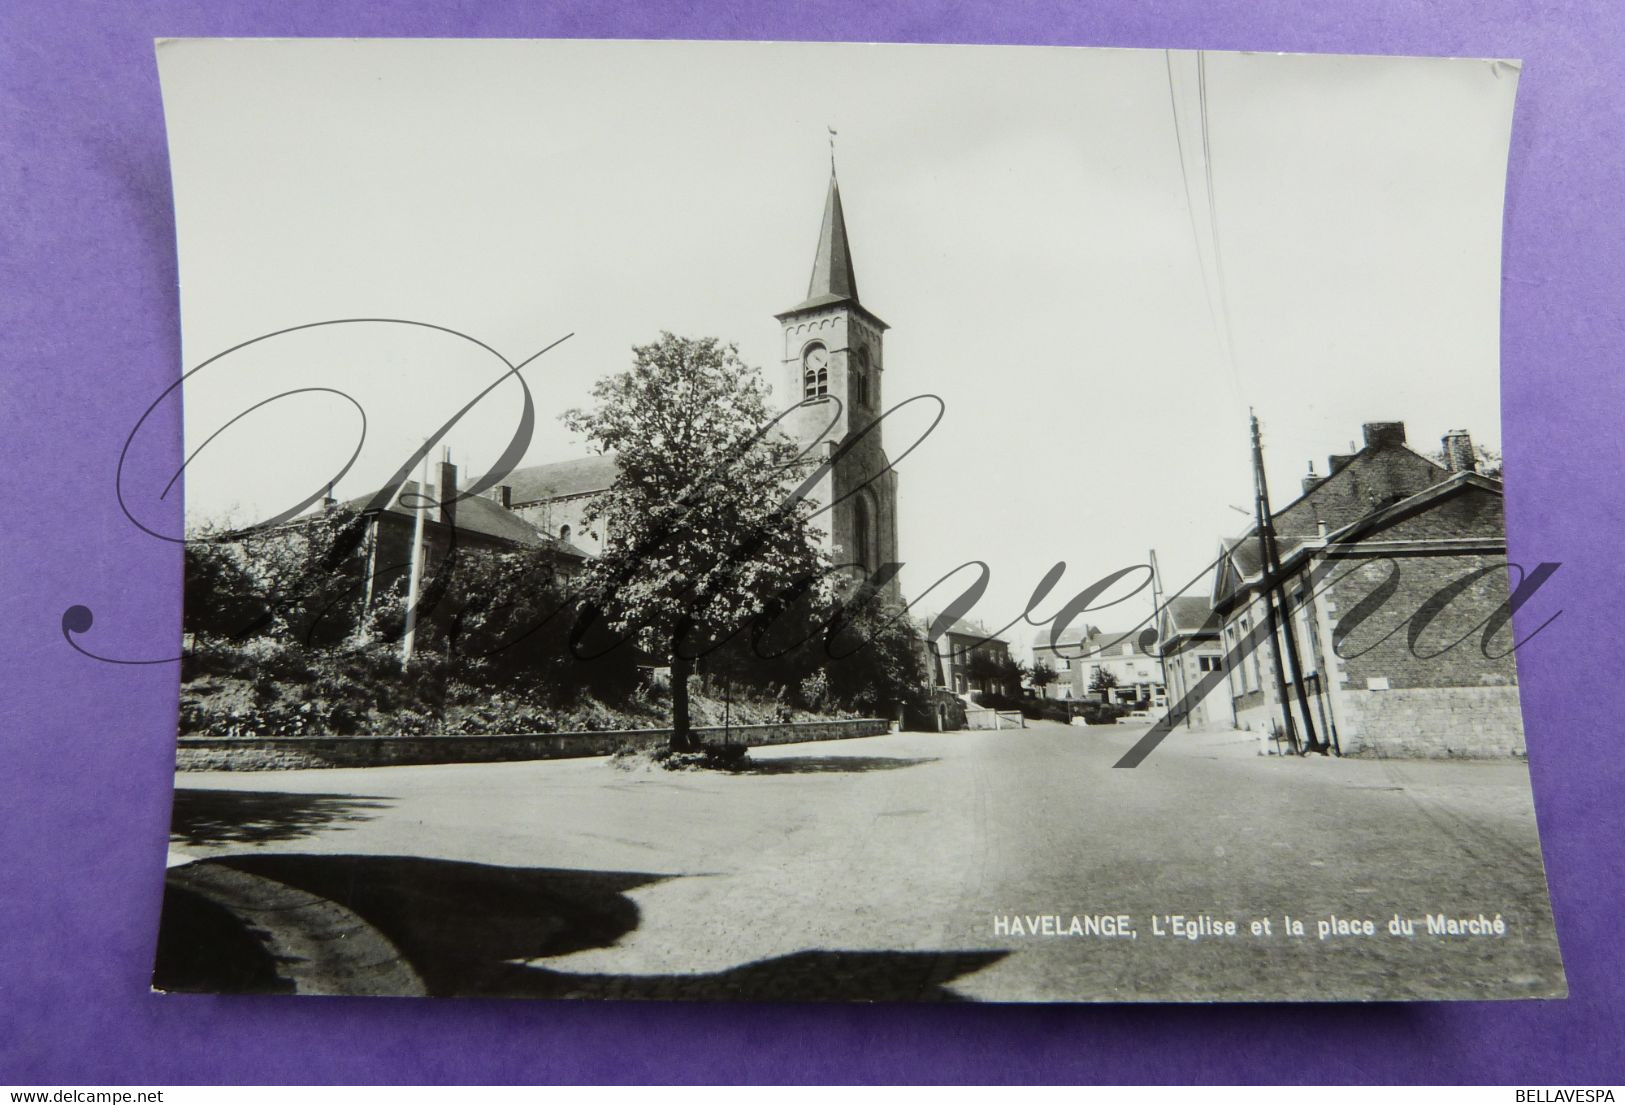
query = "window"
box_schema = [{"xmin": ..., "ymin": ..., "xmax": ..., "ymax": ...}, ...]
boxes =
[
  {"xmin": 1239, "ymin": 615, "xmax": 1259, "ymax": 693},
  {"xmin": 1292, "ymin": 591, "xmax": 1317, "ymax": 676},
  {"xmin": 851, "ymin": 492, "xmax": 876, "ymax": 573},
  {"xmin": 802, "ymin": 342, "xmax": 829, "ymax": 398},
  {"xmin": 1198, "ymin": 655, "xmax": 1221, "ymax": 673}
]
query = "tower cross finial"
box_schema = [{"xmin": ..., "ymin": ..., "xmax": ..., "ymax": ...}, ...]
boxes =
[{"xmin": 828, "ymin": 125, "xmax": 838, "ymax": 175}]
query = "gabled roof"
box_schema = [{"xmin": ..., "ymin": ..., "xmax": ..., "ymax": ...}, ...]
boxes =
[
  {"xmin": 1271, "ymin": 439, "xmax": 1446, "ymax": 539},
  {"xmin": 1217, "ymin": 533, "xmax": 1306, "ymax": 583},
  {"xmin": 1311, "ymin": 470, "xmax": 1504, "ymax": 557},
  {"xmin": 506, "ymin": 454, "xmax": 619, "ymax": 505},
  {"xmin": 1033, "ymin": 624, "xmax": 1096, "ymax": 651},
  {"xmin": 1076, "ymin": 628, "xmax": 1160, "ymax": 659},
  {"xmin": 339, "ymin": 480, "xmax": 586, "ymax": 558},
  {"xmin": 1209, "ymin": 426, "xmax": 1446, "ymax": 612},
  {"xmin": 1162, "ymin": 595, "xmax": 1221, "ymax": 635},
  {"xmin": 1212, "ymin": 470, "xmax": 1504, "ymax": 611},
  {"xmin": 1033, "ymin": 625, "xmax": 1158, "ymax": 659},
  {"xmin": 915, "ymin": 612, "xmax": 1010, "ymax": 647},
  {"xmin": 1210, "ymin": 532, "xmax": 1307, "ymax": 612}
]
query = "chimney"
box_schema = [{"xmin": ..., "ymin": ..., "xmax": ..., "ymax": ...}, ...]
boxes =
[
  {"xmin": 437, "ymin": 454, "xmax": 458, "ymax": 529},
  {"xmin": 487, "ymin": 484, "xmax": 512, "ymax": 509},
  {"xmin": 1301, "ymin": 461, "xmax": 1323, "ymax": 496},
  {"xmin": 1441, "ymin": 430, "xmax": 1477, "ymax": 473},
  {"xmin": 1362, "ymin": 421, "xmax": 1407, "ymax": 450},
  {"xmin": 1327, "ymin": 452, "xmax": 1356, "ymax": 475}
]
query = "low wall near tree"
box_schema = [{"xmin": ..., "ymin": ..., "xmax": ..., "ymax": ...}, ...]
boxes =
[{"xmin": 175, "ymin": 717, "xmax": 892, "ymax": 772}]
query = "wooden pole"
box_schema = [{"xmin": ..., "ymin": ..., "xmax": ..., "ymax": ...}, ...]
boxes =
[
  {"xmin": 1251, "ymin": 413, "xmax": 1323, "ymax": 753},
  {"xmin": 1149, "ymin": 548, "xmax": 1177, "ymax": 726},
  {"xmin": 1250, "ymin": 412, "xmax": 1301, "ymax": 754}
]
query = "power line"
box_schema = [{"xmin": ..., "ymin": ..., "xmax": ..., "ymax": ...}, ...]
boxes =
[
  {"xmin": 1197, "ymin": 51, "xmax": 1242, "ymax": 390},
  {"xmin": 1164, "ymin": 49, "xmax": 1244, "ymax": 403},
  {"xmin": 1164, "ymin": 53, "xmax": 1220, "ymax": 345}
]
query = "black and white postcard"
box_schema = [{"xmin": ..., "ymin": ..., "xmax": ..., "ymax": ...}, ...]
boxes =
[{"xmin": 149, "ymin": 38, "xmax": 1564, "ymax": 1002}]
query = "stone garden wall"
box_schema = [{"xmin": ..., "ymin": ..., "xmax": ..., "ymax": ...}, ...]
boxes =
[{"xmin": 176, "ymin": 717, "xmax": 891, "ymax": 771}]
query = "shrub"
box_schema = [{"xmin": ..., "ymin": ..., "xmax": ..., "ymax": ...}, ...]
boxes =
[
  {"xmin": 183, "ymin": 540, "xmax": 270, "ymax": 638},
  {"xmin": 1021, "ymin": 698, "xmax": 1073, "ymax": 724},
  {"xmin": 797, "ymin": 670, "xmax": 829, "ymax": 710}
]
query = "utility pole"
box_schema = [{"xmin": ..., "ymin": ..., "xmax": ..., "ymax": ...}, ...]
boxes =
[
  {"xmin": 1250, "ymin": 412, "xmax": 1323, "ymax": 754},
  {"xmin": 1149, "ymin": 548, "xmax": 1176, "ymax": 726},
  {"xmin": 1250, "ymin": 412, "xmax": 1300, "ymax": 753},
  {"xmin": 400, "ymin": 450, "xmax": 430, "ymax": 670}
]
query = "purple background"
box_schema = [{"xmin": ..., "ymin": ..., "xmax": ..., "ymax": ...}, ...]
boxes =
[{"xmin": 2, "ymin": 0, "xmax": 1621, "ymax": 1085}]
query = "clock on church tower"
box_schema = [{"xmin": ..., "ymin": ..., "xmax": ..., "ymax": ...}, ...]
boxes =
[{"xmin": 773, "ymin": 166, "xmax": 900, "ymax": 596}]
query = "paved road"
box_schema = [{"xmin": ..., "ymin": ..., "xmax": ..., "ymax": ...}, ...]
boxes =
[{"xmin": 165, "ymin": 721, "xmax": 1566, "ymax": 1001}]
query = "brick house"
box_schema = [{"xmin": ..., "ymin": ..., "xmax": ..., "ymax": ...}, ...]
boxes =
[
  {"xmin": 920, "ymin": 616, "xmax": 1017, "ymax": 698},
  {"xmin": 1209, "ymin": 421, "xmax": 1523, "ymax": 757}
]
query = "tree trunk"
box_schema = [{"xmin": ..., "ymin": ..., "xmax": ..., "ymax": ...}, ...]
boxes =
[{"xmin": 670, "ymin": 651, "xmax": 696, "ymax": 753}]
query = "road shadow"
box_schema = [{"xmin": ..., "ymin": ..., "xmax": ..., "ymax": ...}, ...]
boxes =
[
  {"xmin": 213, "ymin": 853, "xmax": 668, "ymax": 995},
  {"xmin": 169, "ymin": 790, "xmax": 392, "ymax": 848},
  {"xmin": 152, "ymin": 880, "xmax": 297, "ymax": 996},
  {"xmin": 514, "ymin": 948, "xmax": 1009, "ymax": 1002},
  {"xmin": 167, "ymin": 852, "xmax": 1005, "ymax": 1001},
  {"xmin": 730, "ymin": 755, "xmax": 939, "ymax": 775}
]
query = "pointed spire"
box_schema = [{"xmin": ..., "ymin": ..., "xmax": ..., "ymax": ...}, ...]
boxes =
[
  {"xmin": 776, "ymin": 147, "xmax": 886, "ymax": 328},
  {"xmin": 807, "ymin": 170, "xmax": 859, "ymax": 303}
]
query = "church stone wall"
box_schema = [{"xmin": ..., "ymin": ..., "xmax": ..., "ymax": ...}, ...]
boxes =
[{"xmin": 510, "ymin": 494, "xmax": 605, "ymax": 556}]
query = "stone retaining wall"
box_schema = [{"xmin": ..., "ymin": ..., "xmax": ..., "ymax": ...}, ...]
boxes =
[
  {"xmin": 1337, "ymin": 685, "xmax": 1526, "ymax": 758},
  {"xmin": 176, "ymin": 717, "xmax": 892, "ymax": 772},
  {"xmin": 1229, "ymin": 685, "xmax": 1525, "ymax": 758}
]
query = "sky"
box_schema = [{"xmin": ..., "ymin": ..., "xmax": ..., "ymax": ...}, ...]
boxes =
[{"xmin": 155, "ymin": 39, "xmax": 1520, "ymax": 654}]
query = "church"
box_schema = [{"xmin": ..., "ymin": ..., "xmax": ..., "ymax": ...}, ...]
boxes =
[{"xmin": 496, "ymin": 164, "xmax": 902, "ymax": 592}]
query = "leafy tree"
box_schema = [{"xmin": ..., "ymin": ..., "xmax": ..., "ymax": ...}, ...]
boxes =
[
  {"xmin": 965, "ymin": 648, "xmax": 1022, "ymax": 694},
  {"xmin": 1029, "ymin": 658, "xmax": 1060, "ymax": 693},
  {"xmin": 702, "ymin": 571, "xmax": 927, "ymax": 718},
  {"xmin": 183, "ymin": 533, "xmax": 269, "ymax": 639},
  {"xmin": 1089, "ymin": 666, "xmax": 1120, "ymax": 698},
  {"xmin": 820, "ymin": 579, "xmax": 928, "ymax": 715},
  {"xmin": 183, "ymin": 507, "xmax": 369, "ymax": 646},
  {"xmin": 364, "ymin": 545, "xmax": 641, "ymax": 697},
  {"xmin": 563, "ymin": 333, "xmax": 828, "ymax": 752}
]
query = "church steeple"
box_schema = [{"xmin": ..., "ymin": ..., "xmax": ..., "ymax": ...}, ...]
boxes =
[
  {"xmin": 772, "ymin": 150, "xmax": 899, "ymax": 597},
  {"xmin": 777, "ymin": 167, "xmax": 886, "ymax": 328},
  {"xmin": 807, "ymin": 170, "xmax": 858, "ymax": 304}
]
